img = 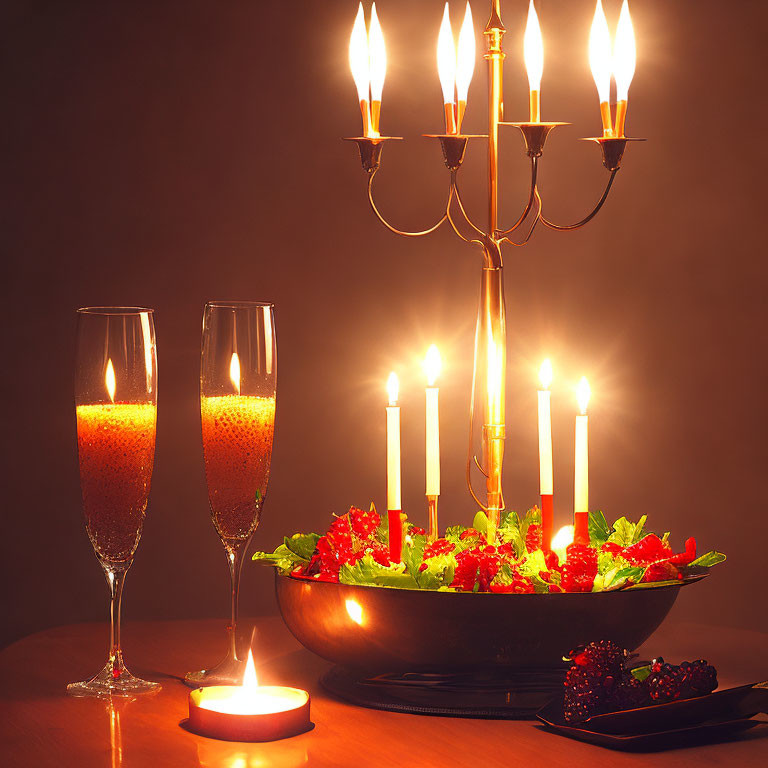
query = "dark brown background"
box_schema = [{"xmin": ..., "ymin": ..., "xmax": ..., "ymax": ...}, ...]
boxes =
[{"xmin": 2, "ymin": 0, "xmax": 767, "ymax": 649}]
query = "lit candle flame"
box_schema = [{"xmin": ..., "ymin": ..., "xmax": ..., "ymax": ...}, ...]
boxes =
[
  {"xmin": 242, "ymin": 647, "xmax": 258, "ymax": 690},
  {"xmin": 349, "ymin": 4, "xmax": 370, "ymax": 104},
  {"xmin": 455, "ymin": 2, "xmax": 475, "ymax": 105},
  {"xmin": 437, "ymin": 4, "xmax": 456, "ymax": 108},
  {"xmin": 524, "ymin": 1, "xmax": 544, "ymax": 96},
  {"xmin": 369, "ymin": 4, "xmax": 386, "ymax": 103},
  {"xmin": 614, "ymin": 0, "xmax": 635, "ymax": 102},
  {"xmin": 105, "ymin": 358, "xmax": 116, "ymax": 403},
  {"xmin": 577, "ymin": 376, "xmax": 591, "ymax": 415},
  {"xmin": 424, "ymin": 345, "xmax": 441, "ymax": 387},
  {"xmin": 539, "ymin": 358, "xmax": 553, "ymax": 390},
  {"xmin": 589, "ymin": 0, "xmax": 612, "ymax": 105},
  {"xmin": 386, "ymin": 371, "xmax": 399, "ymax": 406},
  {"xmin": 229, "ymin": 352, "xmax": 241, "ymax": 396}
]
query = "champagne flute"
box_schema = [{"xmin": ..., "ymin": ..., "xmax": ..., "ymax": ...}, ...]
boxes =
[
  {"xmin": 69, "ymin": 307, "xmax": 159, "ymax": 696},
  {"xmin": 186, "ymin": 301, "xmax": 276, "ymax": 685}
]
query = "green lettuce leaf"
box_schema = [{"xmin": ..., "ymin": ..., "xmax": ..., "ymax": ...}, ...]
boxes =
[
  {"xmin": 593, "ymin": 564, "xmax": 644, "ymax": 592},
  {"xmin": 472, "ymin": 510, "xmax": 489, "ymax": 535},
  {"xmin": 689, "ymin": 551, "xmax": 726, "ymax": 568},
  {"xmin": 608, "ymin": 516, "xmax": 646, "ymax": 547},
  {"xmin": 283, "ymin": 532, "xmax": 320, "ymax": 561},
  {"xmin": 518, "ymin": 549, "xmax": 548, "ymax": 578},
  {"xmin": 589, "ymin": 510, "xmax": 611, "ymax": 546},
  {"xmin": 529, "ymin": 573, "xmax": 551, "ymax": 594},
  {"xmin": 444, "ymin": 524, "xmax": 468, "ymax": 542},
  {"xmin": 402, "ymin": 534, "xmax": 427, "ymax": 580},
  {"xmin": 339, "ymin": 554, "xmax": 418, "ymax": 589},
  {"xmin": 416, "ymin": 552, "xmax": 456, "ymax": 590},
  {"xmin": 252, "ymin": 544, "xmax": 305, "ymax": 574}
]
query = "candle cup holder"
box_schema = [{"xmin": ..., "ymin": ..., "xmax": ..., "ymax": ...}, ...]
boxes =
[
  {"xmin": 422, "ymin": 134, "xmax": 487, "ymax": 171},
  {"xmin": 501, "ymin": 122, "xmax": 569, "ymax": 158},
  {"xmin": 342, "ymin": 136, "xmax": 403, "ymax": 173},
  {"xmin": 582, "ymin": 136, "xmax": 647, "ymax": 172},
  {"xmin": 188, "ymin": 686, "xmax": 311, "ymax": 742}
]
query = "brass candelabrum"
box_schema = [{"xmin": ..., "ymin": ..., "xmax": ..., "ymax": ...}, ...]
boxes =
[{"xmin": 345, "ymin": 0, "xmax": 644, "ymax": 544}]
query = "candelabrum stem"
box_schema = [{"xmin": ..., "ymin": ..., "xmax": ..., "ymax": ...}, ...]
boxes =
[
  {"xmin": 104, "ymin": 564, "xmax": 128, "ymax": 678},
  {"xmin": 226, "ymin": 542, "xmax": 247, "ymax": 662}
]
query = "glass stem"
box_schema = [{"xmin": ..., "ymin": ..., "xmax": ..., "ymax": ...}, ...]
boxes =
[
  {"xmin": 105, "ymin": 566, "xmax": 128, "ymax": 677},
  {"xmin": 226, "ymin": 543, "xmax": 247, "ymax": 662}
]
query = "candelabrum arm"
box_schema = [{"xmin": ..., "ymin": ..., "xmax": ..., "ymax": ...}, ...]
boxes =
[
  {"xmin": 496, "ymin": 157, "xmax": 539, "ymax": 238},
  {"xmin": 540, "ymin": 168, "xmax": 620, "ymax": 231},
  {"xmin": 447, "ymin": 171, "xmax": 487, "ymax": 246},
  {"xmin": 500, "ymin": 187, "xmax": 542, "ymax": 248},
  {"xmin": 367, "ymin": 168, "xmax": 449, "ymax": 237}
]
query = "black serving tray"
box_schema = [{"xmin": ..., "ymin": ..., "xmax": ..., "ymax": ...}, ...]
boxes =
[{"xmin": 537, "ymin": 682, "xmax": 768, "ymax": 750}]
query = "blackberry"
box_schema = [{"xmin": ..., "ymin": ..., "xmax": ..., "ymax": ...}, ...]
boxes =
[
  {"xmin": 679, "ymin": 660, "xmax": 717, "ymax": 696},
  {"xmin": 563, "ymin": 669, "xmax": 619, "ymax": 721},
  {"xmin": 608, "ymin": 674, "xmax": 651, "ymax": 711},
  {"xmin": 568, "ymin": 640, "xmax": 626, "ymax": 677},
  {"xmin": 563, "ymin": 640, "xmax": 627, "ymax": 722},
  {"xmin": 648, "ymin": 661, "xmax": 685, "ymax": 702},
  {"xmin": 564, "ymin": 684, "xmax": 605, "ymax": 722}
]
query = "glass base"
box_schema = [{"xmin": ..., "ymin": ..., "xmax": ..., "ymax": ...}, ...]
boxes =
[
  {"xmin": 185, "ymin": 652, "xmax": 246, "ymax": 687},
  {"xmin": 67, "ymin": 660, "xmax": 161, "ymax": 697}
]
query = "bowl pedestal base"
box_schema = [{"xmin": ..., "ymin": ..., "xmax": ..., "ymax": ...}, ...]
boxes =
[{"xmin": 321, "ymin": 665, "xmax": 567, "ymax": 719}]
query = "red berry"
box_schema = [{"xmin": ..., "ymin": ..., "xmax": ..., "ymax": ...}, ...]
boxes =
[
  {"xmin": 525, "ymin": 523, "xmax": 543, "ymax": 553},
  {"xmin": 451, "ymin": 546, "xmax": 501, "ymax": 592},
  {"xmin": 669, "ymin": 537, "xmax": 697, "ymax": 566},
  {"xmin": 424, "ymin": 538, "xmax": 456, "ymax": 559},
  {"xmin": 562, "ymin": 544, "xmax": 598, "ymax": 592},
  {"xmin": 348, "ymin": 506, "xmax": 380, "ymax": 539},
  {"xmin": 622, "ymin": 534, "xmax": 673, "ymax": 566},
  {"xmin": 641, "ymin": 561, "xmax": 681, "ymax": 583}
]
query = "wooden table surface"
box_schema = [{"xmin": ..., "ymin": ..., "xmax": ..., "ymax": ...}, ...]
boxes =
[{"xmin": 1, "ymin": 615, "xmax": 766, "ymax": 768}]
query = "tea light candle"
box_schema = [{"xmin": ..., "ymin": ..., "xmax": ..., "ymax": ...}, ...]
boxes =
[{"xmin": 188, "ymin": 650, "xmax": 310, "ymax": 742}]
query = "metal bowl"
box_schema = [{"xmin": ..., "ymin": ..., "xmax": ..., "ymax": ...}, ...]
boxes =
[{"xmin": 275, "ymin": 571, "xmax": 705, "ymax": 675}]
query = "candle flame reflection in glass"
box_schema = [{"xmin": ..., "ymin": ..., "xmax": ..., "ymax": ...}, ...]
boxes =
[
  {"xmin": 345, "ymin": 598, "xmax": 364, "ymax": 625},
  {"xmin": 229, "ymin": 352, "xmax": 241, "ymax": 395},
  {"xmin": 105, "ymin": 358, "xmax": 116, "ymax": 402},
  {"xmin": 524, "ymin": 1, "xmax": 543, "ymax": 95},
  {"xmin": 614, "ymin": 0, "xmax": 636, "ymax": 101},
  {"xmin": 539, "ymin": 358, "xmax": 553, "ymax": 390},
  {"xmin": 424, "ymin": 344, "xmax": 441, "ymax": 386},
  {"xmin": 589, "ymin": 0, "xmax": 612, "ymax": 104},
  {"xmin": 386, "ymin": 372, "xmax": 399, "ymax": 406},
  {"xmin": 487, "ymin": 338, "xmax": 503, "ymax": 424},
  {"xmin": 577, "ymin": 376, "xmax": 591, "ymax": 414}
]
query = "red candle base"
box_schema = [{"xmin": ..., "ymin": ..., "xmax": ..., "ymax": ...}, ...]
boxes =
[
  {"xmin": 387, "ymin": 509, "xmax": 403, "ymax": 562},
  {"xmin": 540, "ymin": 494, "xmax": 553, "ymax": 551},
  {"xmin": 574, "ymin": 511, "xmax": 590, "ymax": 546}
]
